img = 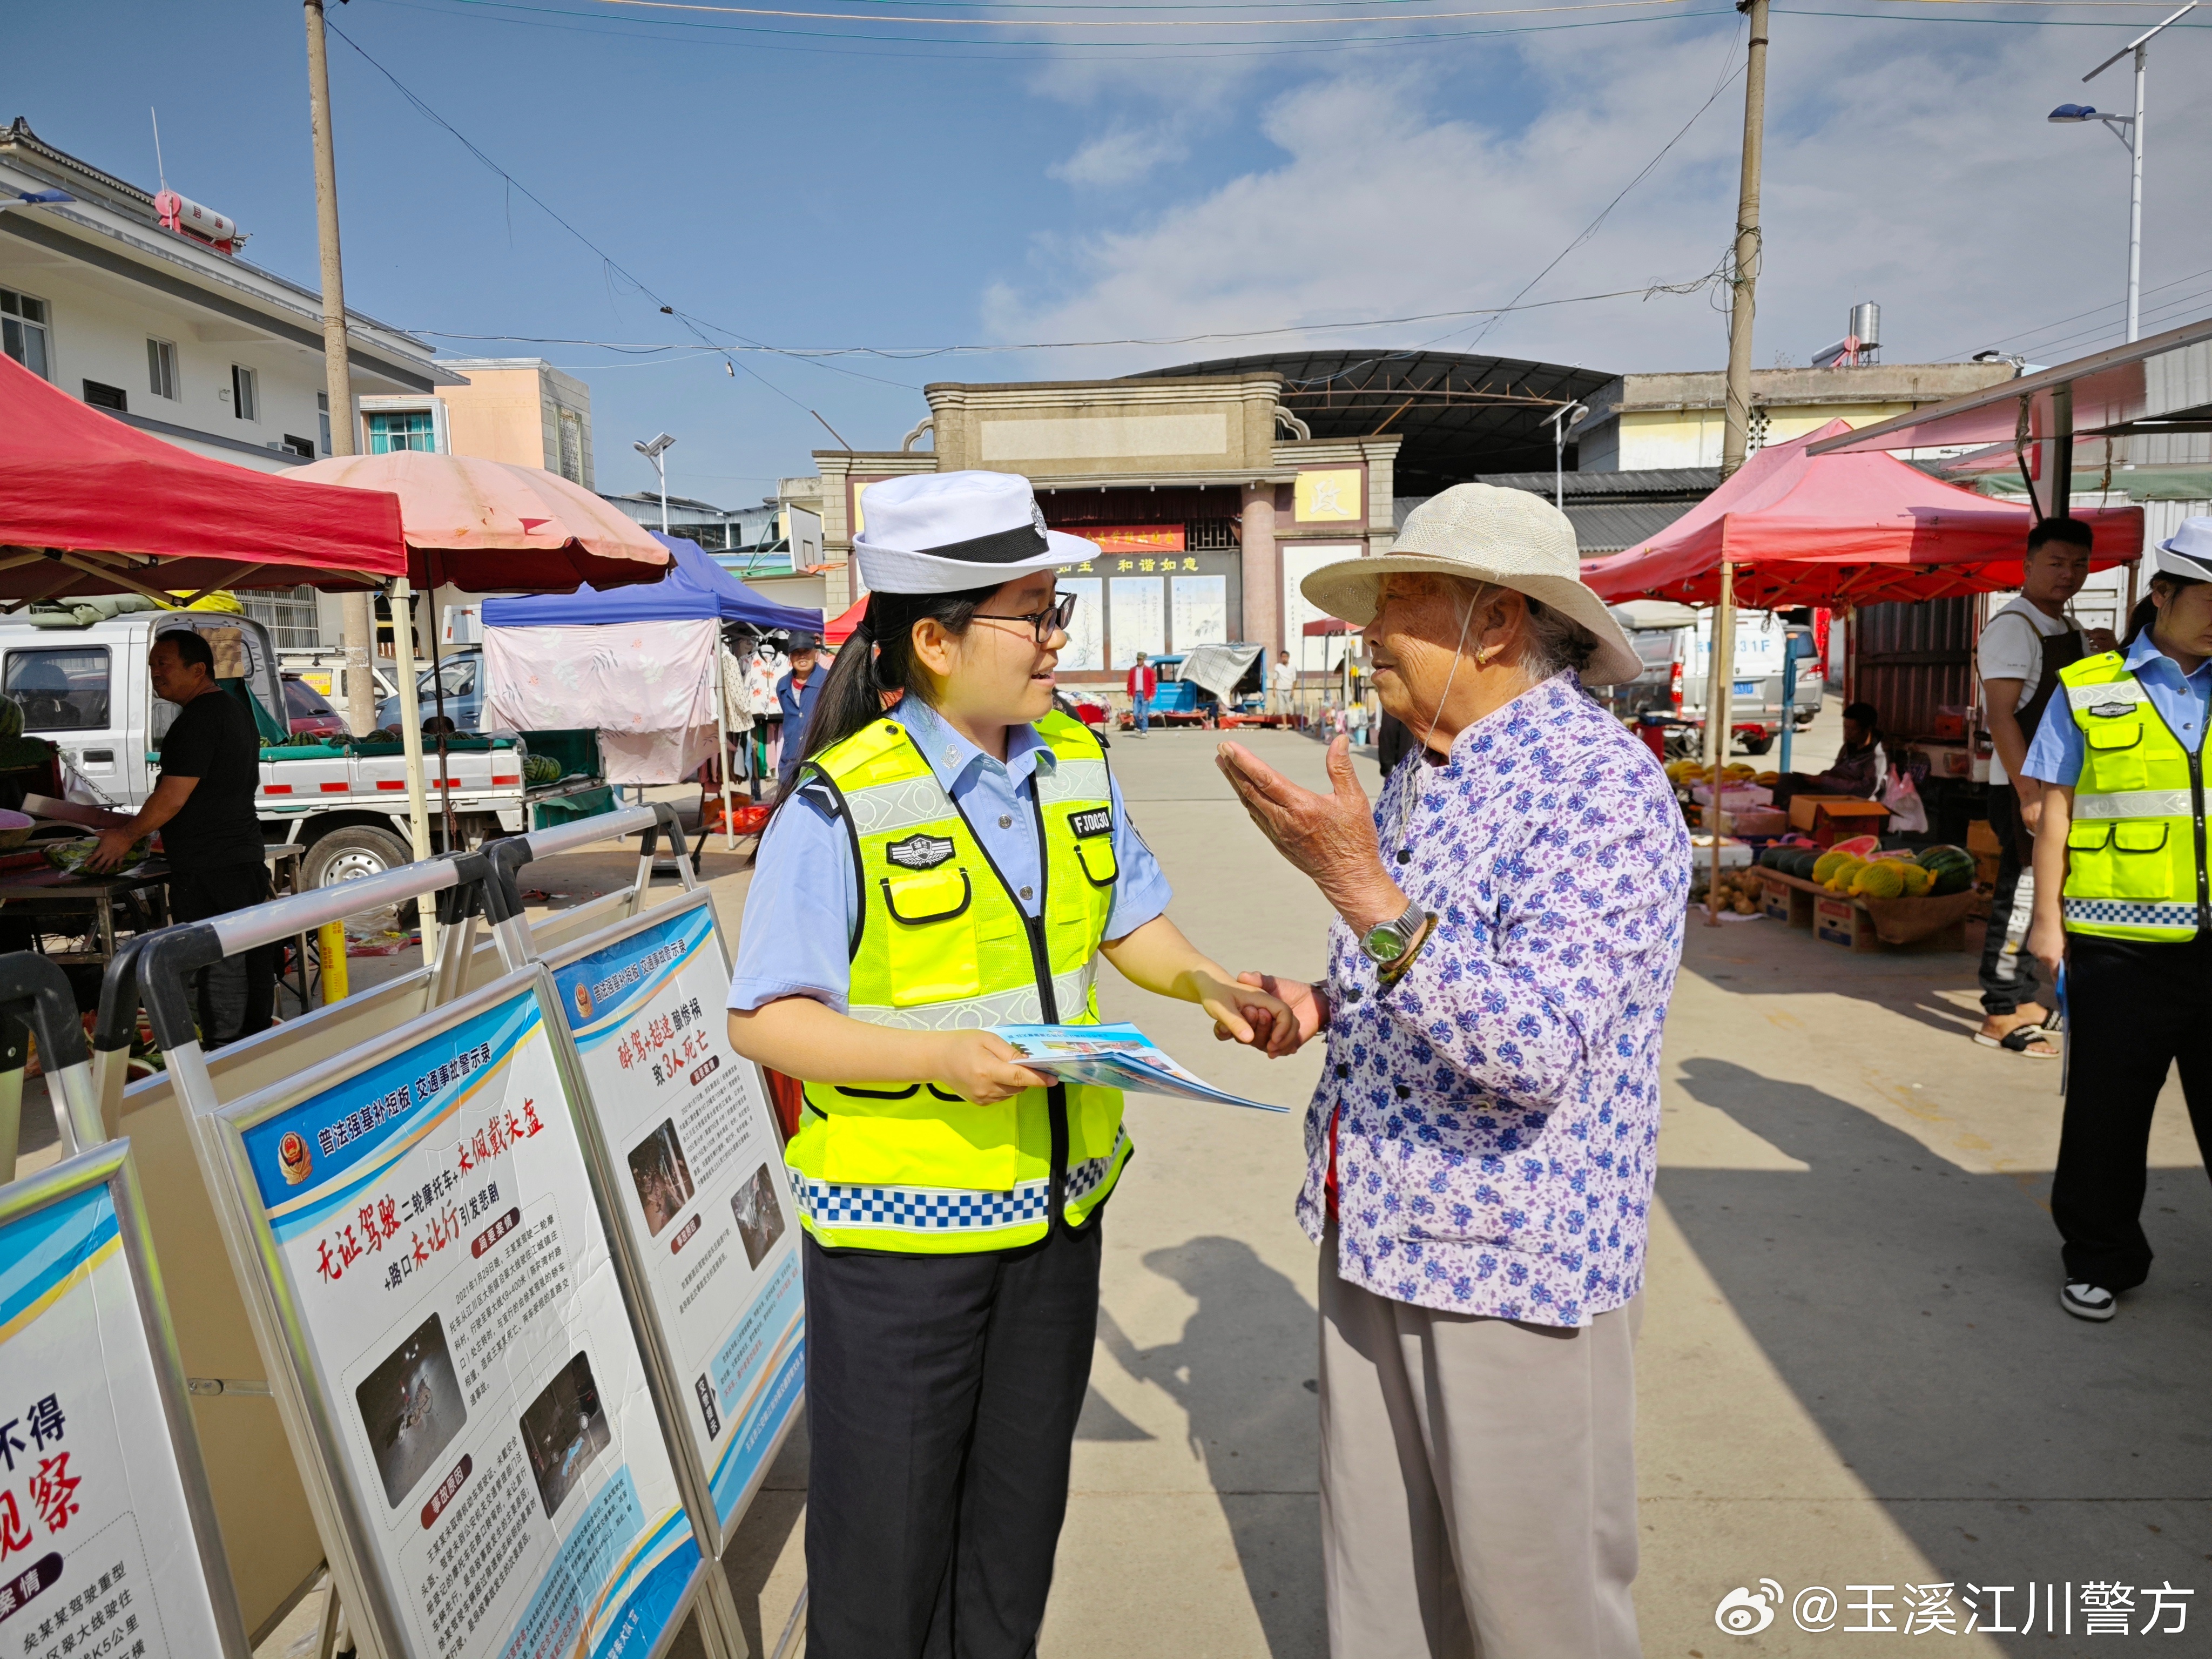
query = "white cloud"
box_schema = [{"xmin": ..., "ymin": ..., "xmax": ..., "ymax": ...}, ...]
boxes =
[
  {"xmin": 1049, "ymin": 121, "xmax": 1190, "ymax": 188},
  {"xmin": 986, "ymin": 21, "xmax": 2212, "ymax": 379}
]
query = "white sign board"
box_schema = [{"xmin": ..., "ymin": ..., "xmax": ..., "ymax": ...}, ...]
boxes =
[
  {"xmin": 544, "ymin": 894, "xmax": 803, "ymax": 1543},
  {"xmin": 1170, "ymin": 575, "xmax": 1228, "ymax": 652},
  {"xmin": 1282, "ymin": 543, "xmax": 1359, "ymax": 669},
  {"xmin": 1057, "ymin": 578, "xmax": 1104, "ymax": 673},
  {"xmin": 219, "ymin": 975, "xmax": 701, "ymax": 1659},
  {"xmin": 0, "ymin": 1156, "xmax": 242, "ymax": 1659},
  {"xmin": 1109, "ymin": 578, "xmax": 1165, "ymax": 670}
]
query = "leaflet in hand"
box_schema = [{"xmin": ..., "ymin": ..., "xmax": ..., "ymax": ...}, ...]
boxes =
[{"xmin": 990, "ymin": 1022, "xmax": 1287, "ymax": 1113}]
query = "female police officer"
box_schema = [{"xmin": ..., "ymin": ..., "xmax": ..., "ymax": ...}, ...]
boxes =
[{"xmin": 725, "ymin": 470, "xmax": 1301, "ymax": 1658}]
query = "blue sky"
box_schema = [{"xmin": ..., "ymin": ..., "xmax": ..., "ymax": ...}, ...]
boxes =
[{"xmin": 9, "ymin": 1, "xmax": 2209, "ymax": 502}]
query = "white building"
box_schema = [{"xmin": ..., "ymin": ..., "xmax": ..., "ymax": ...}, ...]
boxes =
[{"xmin": 0, "ymin": 116, "xmax": 457, "ymax": 649}]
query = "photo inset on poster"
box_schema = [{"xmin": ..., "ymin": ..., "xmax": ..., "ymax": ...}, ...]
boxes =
[
  {"xmin": 520, "ymin": 1351, "xmax": 611, "ymax": 1520},
  {"xmin": 355, "ymin": 1313, "xmax": 468, "ymax": 1510},
  {"xmin": 730, "ymin": 1162, "xmax": 786, "ymax": 1270},
  {"xmin": 626, "ymin": 1119, "xmax": 695, "ymax": 1238}
]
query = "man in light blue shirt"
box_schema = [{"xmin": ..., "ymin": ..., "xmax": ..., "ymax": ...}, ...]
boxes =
[{"xmin": 729, "ymin": 693, "xmax": 1172, "ymax": 1013}]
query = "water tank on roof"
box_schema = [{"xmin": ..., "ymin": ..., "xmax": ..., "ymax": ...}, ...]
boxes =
[
  {"xmin": 1849, "ymin": 302, "xmax": 1881, "ymax": 359},
  {"xmin": 153, "ymin": 189, "xmax": 248, "ymax": 254}
]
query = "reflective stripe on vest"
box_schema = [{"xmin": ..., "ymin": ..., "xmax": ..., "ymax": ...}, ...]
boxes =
[
  {"xmin": 2057, "ymin": 651, "xmax": 2209, "ymax": 943},
  {"xmin": 787, "ymin": 710, "xmax": 1132, "ymax": 1253}
]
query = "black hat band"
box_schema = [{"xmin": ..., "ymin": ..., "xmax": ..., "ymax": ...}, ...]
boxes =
[{"xmin": 915, "ymin": 521, "xmax": 1051, "ymax": 565}]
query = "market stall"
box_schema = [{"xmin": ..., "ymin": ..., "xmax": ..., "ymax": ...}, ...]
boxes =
[
  {"xmin": 1589, "ymin": 416, "xmax": 2144, "ymax": 939},
  {"xmin": 482, "ymin": 535, "xmax": 821, "ymax": 845}
]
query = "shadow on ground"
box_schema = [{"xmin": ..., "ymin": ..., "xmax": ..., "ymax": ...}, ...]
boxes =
[
  {"xmin": 1093, "ymin": 1235, "xmax": 1322, "ymax": 1659},
  {"xmin": 1665, "ymin": 1057, "xmax": 2212, "ymax": 1650}
]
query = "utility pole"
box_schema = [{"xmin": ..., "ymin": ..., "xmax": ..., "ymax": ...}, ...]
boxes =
[
  {"xmin": 304, "ymin": 0, "xmax": 378, "ymax": 740},
  {"xmin": 1708, "ymin": 0, "xmax": 1769, "ymax": 924}
]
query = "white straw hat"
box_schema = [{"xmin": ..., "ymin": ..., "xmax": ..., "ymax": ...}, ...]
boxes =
[
  {"xmin": 853, "ymin": 470, "xmax": 1098, "ymax": 595},
  {"xmin": 1298, "ymin": 483, "xmax": 1643, "ymax": 685}
]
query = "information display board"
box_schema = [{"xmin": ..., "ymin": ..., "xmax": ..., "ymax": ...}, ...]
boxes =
[
  {"xmin": 0, "ymin": 1144, "xmax": 247, "ymax": 1659},
  {"xmin": 541, "ymin": 891, "xmax": 802, "ymax": 1546},
  {"xmin": 213, "ymin": 973, "xmax": 703, "ymax": 1659}
]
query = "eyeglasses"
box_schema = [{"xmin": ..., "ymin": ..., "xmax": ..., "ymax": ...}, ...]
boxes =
[{"xmin": 972, "ymin": 591, "xmax": 1079, "ymax": 644}]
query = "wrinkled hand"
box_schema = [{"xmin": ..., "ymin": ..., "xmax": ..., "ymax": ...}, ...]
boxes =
[
  {"xmin": 1216, "ymin": 736, "xmax": 1403, "ymax": 933},
  {"xmin": 2026, "ymin": 913, "xmax": 2066, "ymax": 981},
  {"xmin": 1185, "ymin": 969, "xmax": 1303, "ymax": 1058},
  {"xmin": 1213, "ymin": 973, "xmax": 1329, "ymax": 1055},
  {"xmin": 927, "ymin": 1031, "xmax": 1053, "ymax": 1104},
  {"xmin": 84, "ymin": 826, "xmax": 139, "ymax": 874}
]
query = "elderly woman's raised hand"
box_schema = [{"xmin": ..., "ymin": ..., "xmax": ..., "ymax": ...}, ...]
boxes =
[
  {"xmin": 1211, "ymin": 972, "xmax": 1329, "ymax": 1051},
  {"xmin": 1216, "ymin": 736, "xmax": 1408, "ymax": 937}
]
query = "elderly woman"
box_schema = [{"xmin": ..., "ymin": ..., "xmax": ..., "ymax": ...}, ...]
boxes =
[{"xmin": 1218, "ymin": 485, "xmax": 1691, "ymax": 1659}]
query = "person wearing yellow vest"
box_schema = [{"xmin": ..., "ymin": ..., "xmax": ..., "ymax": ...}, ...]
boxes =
[
  {"xmin": 2025, "ymin": 519, "xmax": 2212, "ymax": 1323},
  {"xmin": 726, "ymin": 470, "xmax": 1304, "ymax": 1657}
]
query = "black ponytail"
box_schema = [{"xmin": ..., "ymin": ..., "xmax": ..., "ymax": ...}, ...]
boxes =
[{"xmin": 772, "ymin": 582, "xmax": 999, "ymax": 811}]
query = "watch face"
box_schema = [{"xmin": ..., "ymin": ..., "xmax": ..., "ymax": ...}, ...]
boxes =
[{"xmin": 1363, "ymin": 926, "xmax": 1406, "ymax": 962}]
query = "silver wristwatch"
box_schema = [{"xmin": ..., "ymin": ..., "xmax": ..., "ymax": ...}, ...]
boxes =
[{"xmin": 1359, "ymin": 898, "xmax": 1426, "ymax": 967}]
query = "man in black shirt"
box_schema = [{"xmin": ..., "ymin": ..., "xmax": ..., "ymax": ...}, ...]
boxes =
[{"xmin": 90, "ymin": 629, "xmax": 275, "ymax": 1046}]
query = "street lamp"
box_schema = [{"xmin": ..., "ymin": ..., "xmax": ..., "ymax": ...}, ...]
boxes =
[
  {"xmin": 2049, "ymin": 0, "xmax": 2200, "ymax": 343},
  {"xmin": 1548, "ymin": 402, "xmax": 1588, "ymax": 510},
  {"xmin": 632, "ymin": 431, "xmax": 676, "ymax": 532}
]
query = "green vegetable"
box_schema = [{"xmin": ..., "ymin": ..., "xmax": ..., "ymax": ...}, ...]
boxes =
[{"xmin": 45, "ymin": 837, "xmax": 150, "ymax": 875}]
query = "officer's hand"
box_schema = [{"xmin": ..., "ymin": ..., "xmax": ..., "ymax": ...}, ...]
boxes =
[
  {"xmin": 928, "ymin": 1031, "xmax": 1053, "ymax": 1105},
  {"xmin": 1211, "ymin": 973, "xmax": 1327, "ymax": 1057},
  {"xmin": 2026, "ymin": 912, "xmax": 2066, "ymax": 980}
]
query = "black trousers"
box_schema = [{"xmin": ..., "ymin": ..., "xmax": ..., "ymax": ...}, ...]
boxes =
[
  {"xmin": 1977, "ymin": 786, "xmax": 2049, "ymax": 1017},
  {"xmin": 803, "ymin": 1216, "xmax": 1103, "ymax": 1659},
  {"xmin": 168, "ymin": 863, "xmax": 275, "ymax": 1050},
  {"xmin": 2051, "ymin": 933, "xmax": 2212, "ymax": 1291}
]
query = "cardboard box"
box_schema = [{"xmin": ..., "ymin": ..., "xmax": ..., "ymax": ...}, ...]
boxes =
[
  {"xmin": 1815, "ymin": 895, "xmax": 1880, "ymax": 952},
  {"xmin": 1786, "ymin": 794, "xmax": 1860, "ymax": 832},
  {"xmin": 1967, "ymin": 818, "xmax": 2005, "ymax": 857},
  {"xmin": 1730, "ymin": 807, "xmax": 1789, "ymax": 838},
  {"xmin": 1806, "ymin": 799, "xmax": 1891, "ymax": 846}
]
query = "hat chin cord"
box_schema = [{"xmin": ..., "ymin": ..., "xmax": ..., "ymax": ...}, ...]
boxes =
[{"xmin": 1417, "ymin": 592, "xmax": 1480, "ymax": 756}]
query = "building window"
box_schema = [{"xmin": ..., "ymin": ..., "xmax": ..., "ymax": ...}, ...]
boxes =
[
  {"xmin": 281, "ymin": 434, "xmax": 315, "ymax": 460},
  {"xmin": 82, "ymin": 380, "xmax": 127, "ymax": 413},
  {"xmin": 3, "ymin": 647, "xmax": 111, "ymax": 731},
  {"xmin": 239, "ymin": 587, "xmax": 322, "ymax": 651},
  {"xmin": 147, "ymin": 338, "xmax": 178, "ymax": 401},
  {"xmin": 366, "ymin": 409, "xmax": 436, "ymax": 453},
  {"xmin": 317, "ymin": 390, "xmax": 332, "ymax": 455},
  {"xmin": 1, "ymin": 288, "xmax": 50, "ymax": 380},
  {"xmin": 1186, "ymin": 518, "xmax": 1240, "ymax": 550},
  {"xmin": 231, "ymin": 363, "xmax": 258, "ymax": 422},
  {"xmin": 557, "ymin": 409, "xmax": 583, "ymax": 484}
]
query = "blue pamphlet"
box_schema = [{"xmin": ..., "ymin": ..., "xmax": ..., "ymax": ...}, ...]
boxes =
[{"xmin": 989, "ymin": 1022, "xmax": 1287, "ymax": 1112}]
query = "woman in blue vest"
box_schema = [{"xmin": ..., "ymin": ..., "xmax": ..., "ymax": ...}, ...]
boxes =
[
  {"xmin": 2025, "ymin": 519, "xmax": 2212, "ymax": 1323},
  {"xmin": 726, "ymin": 470, "xmax": 1303, "ymax": 1657}
]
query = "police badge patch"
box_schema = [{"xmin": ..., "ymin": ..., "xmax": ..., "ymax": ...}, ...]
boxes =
[
  {"xmin": 1068, "ymin": 807, "xmax": 1112, "ymax": 839},
  {"xmin": 886, "ymin": 833, "xmax": 957, "ymax": 869},
  {"xmin": 2087, "ymin": 702, "xmax": 2137, "ymax": 720}
]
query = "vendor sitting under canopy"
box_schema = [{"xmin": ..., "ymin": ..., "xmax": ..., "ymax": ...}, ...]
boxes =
[{"xmin": 1768, "ymin": 702, "xmax": 1885, "ymax": 809}]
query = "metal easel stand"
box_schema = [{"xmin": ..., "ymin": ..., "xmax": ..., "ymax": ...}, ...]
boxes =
[
  {"xmin": 482, "ymin": 802, "xmax": 694, "ymax": 971},
  {"xmin": 0, "ymin": 949, "xmax": 106, "ymax": 1178}
]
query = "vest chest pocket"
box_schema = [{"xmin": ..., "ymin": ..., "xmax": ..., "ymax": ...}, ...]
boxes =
[
  {"xmin": 880, "ymin": 868, "xmax": 983, "ymax": 1005},
  {"xmin": 1073, "ymin": 837, "xmax": 1118, "ymax": 887},
  {"xmin": 2084, "ymin": 719, "xmax": 2148, "ymax": 790}
]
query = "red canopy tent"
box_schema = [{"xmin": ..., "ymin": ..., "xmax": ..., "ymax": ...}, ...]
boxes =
[
  {"xmin": 825, "ymin": 595, "xmax": 867, "ymax": 645},
  {"xmin": 1583, "ymin": 419, "xmax": 2141, "ymax": 608},
  {"xmin": 0, "ymin": 351, "xmax": 404, "ymax": 602}
]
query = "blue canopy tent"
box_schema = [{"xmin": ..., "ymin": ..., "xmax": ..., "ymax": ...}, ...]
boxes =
[
  {"xmin": 480, "ymin": 532, "xmax": 822, "ymax": 633},
  {"xmin": 483, "ymin": 535, "xmax": 822, "ymax": 845}
]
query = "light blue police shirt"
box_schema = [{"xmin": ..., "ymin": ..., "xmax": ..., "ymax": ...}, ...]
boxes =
[
  {"xmin": 2021, "ymin": 630, "xmax": 2212, "ymax": 787},
  {"xmin": 727, "ymin": 696, "xmax": 1172, "ymax": 1014}
]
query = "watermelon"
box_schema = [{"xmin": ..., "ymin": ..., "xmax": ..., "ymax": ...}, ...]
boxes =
[
  {"xmin": 1916, "ymin": 844, "xmax": 1977, "ymax": 895},
  {"xmin": 1829, "ymin": 833, "xmax": 1882, "ymax": 860},
  {"xmin": 523, "ymin": 754, "xmax": 562, "ymax": 785}
]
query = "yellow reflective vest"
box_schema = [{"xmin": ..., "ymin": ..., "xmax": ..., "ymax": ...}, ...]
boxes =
[
  {"xmin": 2057, "ymin": 651, "xmax": 2209, "ymax": 942},
  {"xmin": 785, "ymin": 710, "xmax": 1133, "ymax": 1252}
]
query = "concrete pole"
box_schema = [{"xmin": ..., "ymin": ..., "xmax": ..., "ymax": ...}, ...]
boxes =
[
  {"xmin": 1720, "ymin": 0, "xmax": 1770, "ymax": 481},
  {"xmin": 303, "ymin": 0, "xmax": 379, "ymax": 740},
  {"xmin": 2127, "ymin": 43, "xmax": 2146, "ymax": 342},
  {"xmin": 1241, "ymin": 481, "xmax": 1280, "ymax": 659}
]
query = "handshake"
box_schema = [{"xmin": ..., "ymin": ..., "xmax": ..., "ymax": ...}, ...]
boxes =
[{"xmin": 1206, "ymin": 970, "xmax": 1328, "ymax": 1056}]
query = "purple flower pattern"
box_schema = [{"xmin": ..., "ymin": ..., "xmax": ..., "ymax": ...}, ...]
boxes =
[{"xmin": 1295, "ymin": 672, "xmax": 1691, "ymax": 1326}]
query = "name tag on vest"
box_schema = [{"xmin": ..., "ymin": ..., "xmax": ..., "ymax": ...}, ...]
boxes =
[
  {"xmin": 886, "ymin": 832, "xmax": 956, "ymax": 870},
  {"xmin": 2087, "ymin": 702, "xmax": 2137, "ymax": 721},
  {"xmin": 1068, "ymin": 807, "xmax": 1112, "ymax": 839}
]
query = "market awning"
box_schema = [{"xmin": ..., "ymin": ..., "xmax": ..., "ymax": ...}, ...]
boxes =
[
  {"xmin": 481, "ymin": 534, "xmax": 821, "ymax": 633},
  {"xmin": 0, "ymin": 351, "xmax": 405, "ymax": 599},
  {"xmin": 1585, "ymin": 419, "xmax": 2141, "ymax": 609},
  {"xmin": 1301, "ymin": 618, "xmax": 1349, "ymax": 636},
  {"xmin": 1806, "ymin": 315, "xmax": 2212, "ymax": 478}
]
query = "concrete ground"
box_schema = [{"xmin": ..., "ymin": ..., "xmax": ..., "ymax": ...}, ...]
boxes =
[{"xmin": 231, "ymin": 724, "xmax": 2210, "ymax": 1658}]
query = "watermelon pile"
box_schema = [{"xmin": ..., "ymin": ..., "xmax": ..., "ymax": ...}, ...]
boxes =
[
  {"xmin": 523, "ymin": 755, "xmax": 562, "ymax": 786},
  {"xmin": 1758, "ymin": 840, "xmax": 1975, "ymax": 898}
]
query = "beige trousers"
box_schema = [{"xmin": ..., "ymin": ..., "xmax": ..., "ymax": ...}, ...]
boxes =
[{"xmin": 1318, "ymin": 1227, "xmax": 1642, "ymax": 1659}]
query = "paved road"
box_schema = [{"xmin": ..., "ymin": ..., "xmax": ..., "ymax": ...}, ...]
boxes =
[{"xmin": 258, "ymin": 722, "xmax": 2211, "ymax": 1657}]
